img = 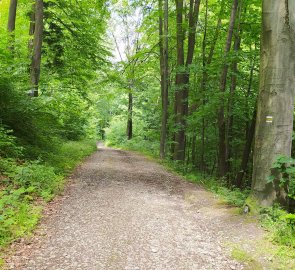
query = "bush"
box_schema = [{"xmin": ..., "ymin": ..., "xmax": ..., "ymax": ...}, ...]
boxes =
[
  {"xmin": 44, "ymin": 139, "xmax": 97, "ymax": 173},
  {"xmin": 5, "ymin": 161, "xmax": 63, "ymax": 201},
  {"xmin": 0, "ymin": 139, "xmax": 97, "ymax": 252},
  {"xmin": 0, "ymin": 187, "xmax": 41, "ymax": 247},
  {"xmin": 0, "ymin": 125, "xmax": 23, "ymax": 158},
  {"xmin": 260, "ymin": 205, "xmax": 295, "ymax": 248},
  {"xmin": 105, "ymin": 114, "xmax": 159, "ymax": 156}
]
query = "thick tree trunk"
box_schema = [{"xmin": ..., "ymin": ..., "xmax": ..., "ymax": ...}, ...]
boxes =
[
  {"xmin": 217, "ymin": 0, "xmax": 238, "ymax": 177},
  {"xmin": 159, "ymin": 0, "xmax": 169, "ymax": 159},
  {"xmin": 127, "ymin": 92, "xmax": 133, "ymax": 140},
  {"xmin": 30, "ymin": 0, "xmax": 44, "ymax": 97},
  {"xmin": 252, "ymin": 0, "xmax": 295, "ymax": 207}
]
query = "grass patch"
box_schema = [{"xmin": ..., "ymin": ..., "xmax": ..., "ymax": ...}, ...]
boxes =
[
  {"xmin": 106, "ymin": 138, "xmax": 159, "ymax": 158},
  {"xmin": 232, "ymin": 247, "xmax": 254, "ymax": 262},
  {"xmin": 45, "ymin": 139, "xmax": 97, "ymax": 174},
  {"xmin": 183, "ymin": 172, "xmax": 250, "ymax": 207},
  {"xmin": 259, "ymin": 205, "xmax": 295, "ymax": 248},
  {"xmin": 231, "ymin": 247, "xmax": 263, "ymax": 269}
]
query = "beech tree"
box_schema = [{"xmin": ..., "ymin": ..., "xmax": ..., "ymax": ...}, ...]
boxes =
[{"xmin": 252, "ymin": 0, "xmax": 295, "ymax": 207}]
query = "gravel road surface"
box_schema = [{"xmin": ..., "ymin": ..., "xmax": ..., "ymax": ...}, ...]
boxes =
[{"xmin": 6, "ymin": 145, "xmax": 266, "ymax": 270}]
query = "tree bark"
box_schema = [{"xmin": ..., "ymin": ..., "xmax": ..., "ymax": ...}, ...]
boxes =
[
  {"xmin": 127, "ymin": 92, "xmax": 133, "ymax": 140},
  {"xmin": 236, "ymin": 109, "xmax": 256, "ymax": 188},
  {"xmin": 252, "ymin": 0, "xmax": 295, "ymax": 207},
  {"xmin": 173, "ymin": 0, "xmax": 185, "ymax": 160},
  {"xmin": 174, "ymin": 0, "xmax": 200, "ymax": 161},
  {"xmin": 199, "ymin": 0, "xmax": 209, "ymax": 171},
  {"xmin": 159, "ymin": 0, "xmax": 169, "ymax": 159},
  {"xmin": 30, "ymin": 0, "xmax": 44, "ymax": 97},
  {"xmin": 217, "ymin": 0, "xmax": 238, "ymax": 177},
  {"xmin": 28, "ymin": 3, "xmax": 35, "ymax": 52},
  {"xmin": 7, "ymin": 0, "xmax": 18, "ymax": 52},
  {"xmin": 194, "ymin": 0, "xmax": 224, "ymax": 170},
  {"xmin": 8, "ymin": 0, "xmax": 17, "ymax": 32},
  {"xmin": 226, "ymin": 6, "xmax": 242, "ymax": 177}
]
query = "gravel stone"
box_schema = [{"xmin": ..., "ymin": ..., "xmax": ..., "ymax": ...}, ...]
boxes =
[{"xmin": 5, "ymin": 145, "xmax": 267, "ymax": 270}]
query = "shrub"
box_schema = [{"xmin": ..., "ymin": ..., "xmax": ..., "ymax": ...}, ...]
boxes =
[
  {"xmin": 0, "ymin": 187, "xmax": 41, "ymax": 247},
  {"xmin": 0, "ymin": 126, "xmax": 23, "ymax": 158},
  {"xmin": 5, "ymin": 161, "xmax": 64, "ymax": 201}
]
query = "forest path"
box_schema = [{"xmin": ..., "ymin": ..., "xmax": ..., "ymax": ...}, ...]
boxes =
[{"xmin": 7, "ymin": 145, "xmax": 268, "ymax": 270}]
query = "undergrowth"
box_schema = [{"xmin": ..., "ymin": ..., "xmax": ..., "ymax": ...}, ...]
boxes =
[{"xmin": 0, "ymin": 132, "xmax": 96, "ymax": 263}]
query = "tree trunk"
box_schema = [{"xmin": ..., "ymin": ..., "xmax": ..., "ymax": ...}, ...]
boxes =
[
  {"xmin": 195, "ymin": 0, "xmax": 224, "ymax": 171},
  {"xmin": 173, "ymin": 0, "xmax": 185, "ymax": 160},
  {"xmin": 235, "ymin": 50, "xmax": 256, "ymax": 188},
  {"xmin": 7, "ymin": 0, "xmax": 17, "ymax": 32},
  {"xmin": 28, "ymin": 3, "xmax": 35, "ymax": 52},
  {"xmin": 174, "ymin": 0, "xmax": 200, "ymax": 161},
  {"xmin": 127, "ymin": 92, "xmax": 133, "ymax": 140},
  {"xmin": 199, "ymin": 0, "xmax": 208, "ymax": 171},
  {"xmin": 7, "ymin": 0, "xmax": 18, "ymax": 52},
  {"xmin": 159, "ymin": 0, "xmax": 169, "ymax": 159},
  {"xmin": 30, "ymin": 0, "xmax": 44, "ymax": 97},
  {"xmin": 226, "ymin": 17, "xmax": 242, "ymax": 178},
  {"xmin": 236, "ymin": 110, "xmax": 256, "ymax": 188},
  {"xmin": 252, "ymin": 0, "xmax": 295, "ymax": 207},
  {"xmin": 217, "ymin": 0, "xmax": 238, "ymax": 177}
]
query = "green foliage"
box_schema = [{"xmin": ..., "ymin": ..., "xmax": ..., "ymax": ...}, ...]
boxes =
[
  {"xmin": 0, "ymin": 139, "xmax": 96, "ymax": 256},
  {"xmin": 231, "ymin": 247, "xmax": 262, "ymax": 269},
  {"xmin": 268, "ymin": 155, "xmax": 295, "ymax": 200},
  {"xmin": 183, "ymin": 172, "xmax": 250, "ymax": 207},
  {"xmin": 4, "ymin": 161, "xmax": 63, "ymax": 201},
  {"xmin": 45, "ymin": 140, "xmax": 97, "ymax": 173},
  {"xmin": 0, "ymin": 188, "xmax": 41, "ymax": 247},
  {"xmin": 105, "ymin": 114, "xmax": 159, "ymax": 156},
  {"xmin": 260, "ymin": 205, "xmax": 295, "ymax": 248},
  {"xmin": 0, "ymin": 126, "xmax": 23, "ymax": 158}
]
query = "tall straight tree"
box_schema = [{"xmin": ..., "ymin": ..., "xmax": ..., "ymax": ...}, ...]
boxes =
[
  {"xmin": 217, "ymin": 0, "xmax": 238, "ymax": 177},
  {"xmin": 193, "ymin": 0, "xmax": 225, "ymax": 170},
  {"xmin": 7, "ymin": 0, "xmax": 18, "ymax": 33},
  {"xmin": 226, "ymin": 1, "xmax": 243, "ymax": 177},
  {"xmin": 7, "ymin": 0, "xmax": 18, "ymax": 51},
  {"xmin": 252, "ymin": 0, "xmax": 295, "ymax": 207},
  {"xmin": 159, "ymin": 0, "xmax": 169, "ymax": 158},
  {"xmin": 174, "ymin": 0, "xmax": 201, "ymax": 161},
  {"xmin": 30, "ymin": 0, "xmax": 44, "ymax": 97}
]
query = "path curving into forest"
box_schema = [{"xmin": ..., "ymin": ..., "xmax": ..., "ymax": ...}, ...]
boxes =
[{"xmin": 6, "ymin": 145, "xmax": 268, "ymax": 270}]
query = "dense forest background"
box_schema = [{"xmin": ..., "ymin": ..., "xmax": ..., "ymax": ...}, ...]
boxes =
[{"xmin": 0, "ymin": 0, "xmax": 295, "ymax": 263}]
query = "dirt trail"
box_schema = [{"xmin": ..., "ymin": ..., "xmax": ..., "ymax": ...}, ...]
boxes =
[{"xmin": 6, "ymin": 145, "xmax": 270, "ymax": 269}]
